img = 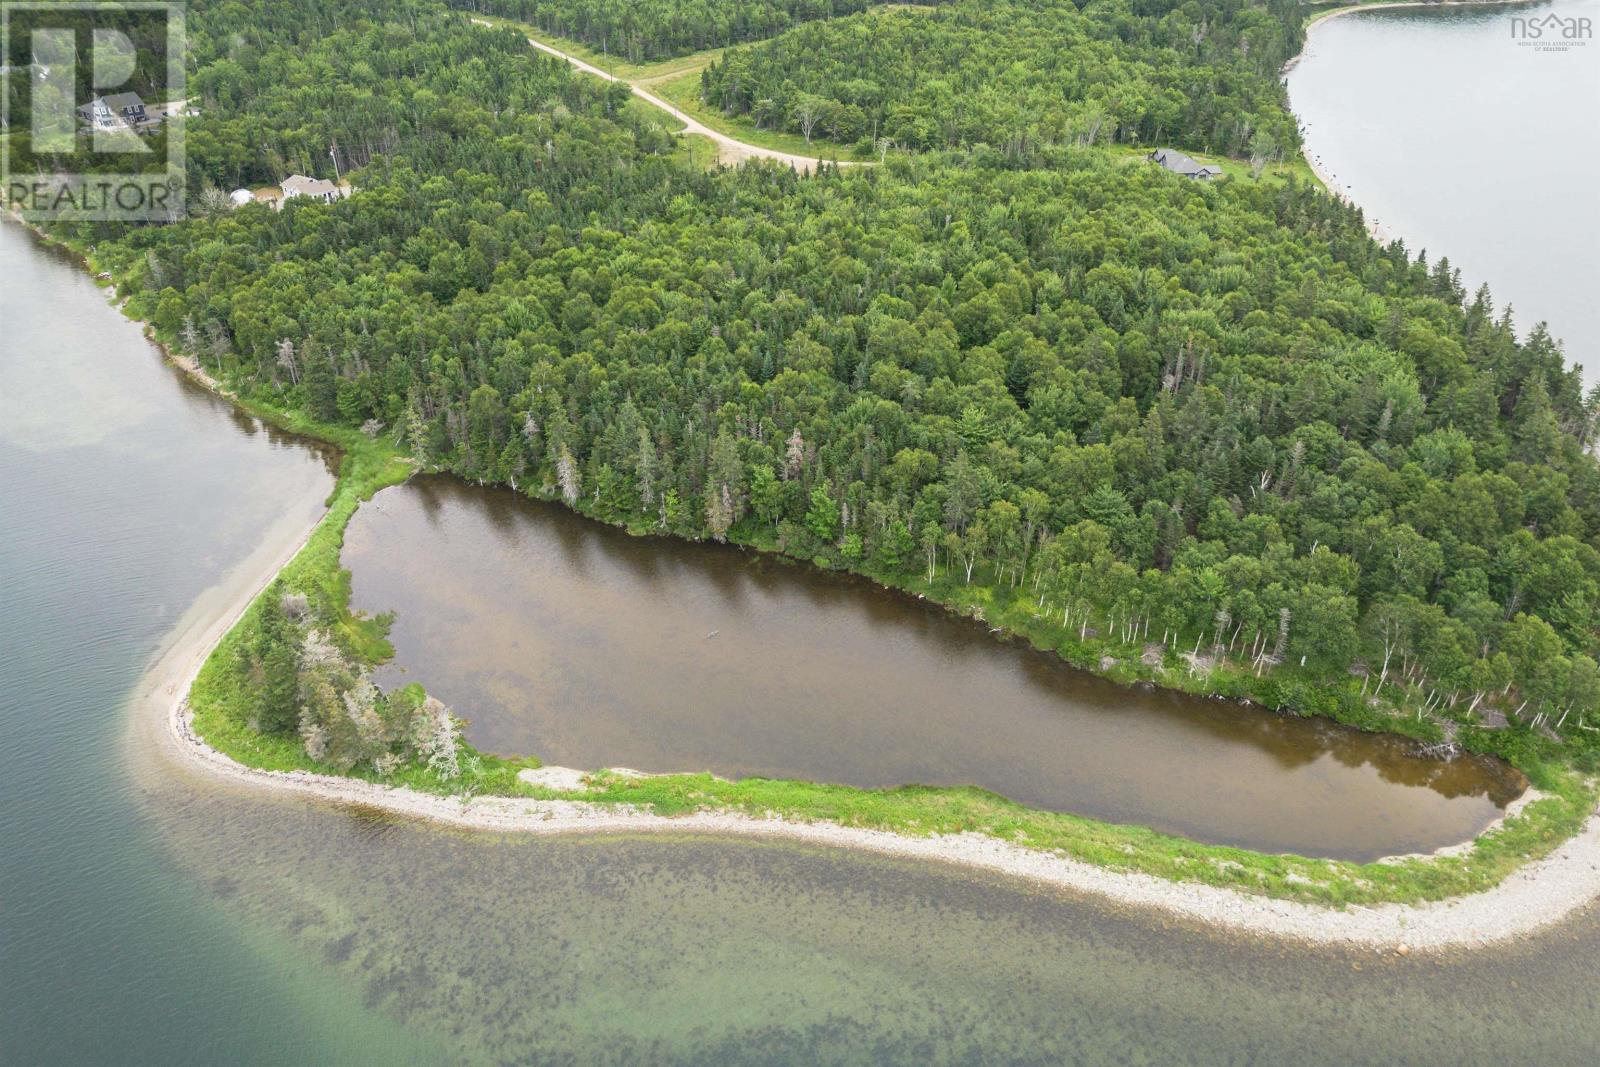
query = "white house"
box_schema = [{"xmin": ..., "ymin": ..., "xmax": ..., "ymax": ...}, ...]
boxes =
[{"xmin": 280, "ymin": 174, "xmax": 341, "ymax": 203}]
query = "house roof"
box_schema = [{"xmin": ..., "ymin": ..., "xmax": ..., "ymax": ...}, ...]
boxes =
[
  {"xmin": 1151, "ymin": 148, "xmax": 1220, "ymax": 178},
  {"xmin": 96, "ymin": 92, "xmax": 146, "ymax": 111},
  {"xmin": 281, "ymin": 174, "xmax": 339, "ymax": 198}
]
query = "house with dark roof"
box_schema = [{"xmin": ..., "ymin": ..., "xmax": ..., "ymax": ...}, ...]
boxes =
[
  {"xmin": 1149, "ymin": 148, "xmax": 1222, "ymax": 180},
  {"xmin": 77, "ymin": 92, "xmax": 154, "ymax": 132}
]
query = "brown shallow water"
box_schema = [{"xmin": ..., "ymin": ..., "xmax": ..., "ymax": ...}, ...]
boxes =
[
  {"xmin": 8, "ymin": 192, "xmax": 1599, "ymax": 1064},
  {"xmin": 344, "ymin": 476, "xmax": 1524, "ymax": 861}
]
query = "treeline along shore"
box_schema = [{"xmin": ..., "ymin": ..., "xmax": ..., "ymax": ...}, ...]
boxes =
[{"xmin": 9, "ymin": 0, "xmax": 1599, "ymax": 934}]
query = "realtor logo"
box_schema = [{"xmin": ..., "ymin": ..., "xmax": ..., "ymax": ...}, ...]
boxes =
[
  {"xmin": 1, "ymin": 2, "xmax": 186, "ymax": 221},
  {"xmin": 1511, "ymin": 13, "xmax": 1592, "ymax": 51}
]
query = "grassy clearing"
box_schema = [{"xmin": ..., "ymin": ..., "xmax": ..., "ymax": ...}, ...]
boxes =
[
  {"xmin": 468, "ymin": 12, "xmax": 725, "ymax": 82},
  {"xmin": 630, "ymin": 49, "xmax": 727, "ymax": 85},
  {"xmin": 672, "ymin": 132, "xmax": 723, "ymax": 171},
  {"xmin": 1203, "ymin": 152, "xmax": 1320, "ymax": 185},
  {"xmin": 1107, "ymin": 144, "xmax": 1321, "ymax": 187},
  {"xmin": 624, "ymin": 94, "xmax": 685, "ymax": 133},
  {"xmin": 647, "ymin": 69, "xmax": 847, "ymax": 158}
]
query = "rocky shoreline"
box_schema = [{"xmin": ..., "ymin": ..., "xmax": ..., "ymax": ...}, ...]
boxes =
[
  {"xmin": 132, "ymin": 496, "xmax": 1600, "ymax": 952},
  {"xmin": 76, "ymin": 205, "xmax": 1593, "ymax": 954},
  {"xmin": 21, "ymin": 10, "xmax": 1596, "ymax": 947}
]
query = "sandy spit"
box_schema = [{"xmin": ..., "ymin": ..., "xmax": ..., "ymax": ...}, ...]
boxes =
[
  {"xmin": 135, "ymin": 493, "xmax": 1600, "ymax": 953},
  {"xmin": 62, "ymin": 55, "xmax": 1589, "ymax": 946}
]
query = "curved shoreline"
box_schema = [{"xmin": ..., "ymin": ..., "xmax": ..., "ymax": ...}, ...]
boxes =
[
  {"xmin": 1292, "ymin": 0, "xmax": 1543, "ymax": 67},
  {"xmin": 1285, "ymin": 0, "xmax": 1545, "ymax": 239},
  {"xmin": 44, "ymin": 0, "xmax": 1599, "ymax": 949},
  {"xmin": 133, "ymin": 487, "xmax": 1600, "ymax": 952}
]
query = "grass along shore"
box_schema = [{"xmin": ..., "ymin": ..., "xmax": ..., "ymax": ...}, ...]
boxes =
[
  {"xmin": 1301, "ymin": 0, "xmax": 1548, "ymax": 35},
  {"xmin": 15, "ymin": 0, "xmax": 1598, "ymax": 923},
  {"xmin": 144, "ymin": 353, "xmax": 1594, "ymax": 914},
  {"xmin": 15, "ymin": 214, "xmax": 1587, "ymax": 919}
]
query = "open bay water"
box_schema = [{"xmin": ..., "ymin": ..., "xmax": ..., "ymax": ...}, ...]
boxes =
[
  {"xmin": 1288, "ymin": 0, "xmax": 1600, "ymax": 389},
  {"xmin": 4, "ymin": 6, "xmax": 1599, "ymax": 1055},
  {"xmin": 4, "ymin": 205, "xmax": 1598, "ymax": 1067},
  {"xmin": 0, "ymin": 223, "xmax": 429, "ymax": 1062}
]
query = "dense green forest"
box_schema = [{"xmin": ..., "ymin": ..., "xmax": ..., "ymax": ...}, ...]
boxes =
[
  {"xmin": 442, "ymin": 0, "xmax": 901, "ymax": 62},
  {"xmin": 698, "ymin": 0, "xmax": 1304, "ymax": 157},
  {"xmin": 31, "ymin": 0, "xmax": 1600, "ymax": 779}
]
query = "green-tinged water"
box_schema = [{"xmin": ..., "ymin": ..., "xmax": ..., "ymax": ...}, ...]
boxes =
[
  {"xmin": 152, "ymin": 807, "xmax": 1600, "ymax": 1065},
  {"xmin": 3, "ymin": 6, "xmax": 1599, "ymax": 1056},
  {"xmin": 5, "ymin": 214, "xmax": 1600, "ymax": 1066},
  {"xmin": 0, "ymin": 224, "xmax": 428, "ymax": 1063}
]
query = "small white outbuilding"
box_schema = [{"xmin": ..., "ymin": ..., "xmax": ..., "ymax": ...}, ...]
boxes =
[{"xmin": 228, "ymin": 188, "xmax": 254, "ymax": 207}]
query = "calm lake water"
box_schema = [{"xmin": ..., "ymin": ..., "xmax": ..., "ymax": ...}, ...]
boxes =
[
  {"xmin": 345, "ymin": 476, "xmax": 1521, "ymax": 860},
  {"xmin": 5, "ymin": 9, "xmax": 1600, "ymax": 1060},
  {"xmin": 1288, "ymin": 0, "xmax": 1600, "ymax": 388}
]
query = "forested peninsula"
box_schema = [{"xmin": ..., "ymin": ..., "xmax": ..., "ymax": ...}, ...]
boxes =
[
  {"xmin": 696, "ymin": 0, "xmax": 1303, "ymax": 157},
  {"xmin": 11, "ymin": 0, "xmax": 1600, "ymax": 906}
]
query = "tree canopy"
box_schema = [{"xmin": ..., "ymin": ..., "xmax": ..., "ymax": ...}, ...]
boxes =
[
  {"xmin": 49, "ymin": 0, "xmax": 1600, "ymax": 768},
  {"xmin": 444, "ymin": 0, "xmax": 902, "ymax": 63},
  {"xmin": 699, "ymin": 0, "xmax": 1304, "ymax": 157}
]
